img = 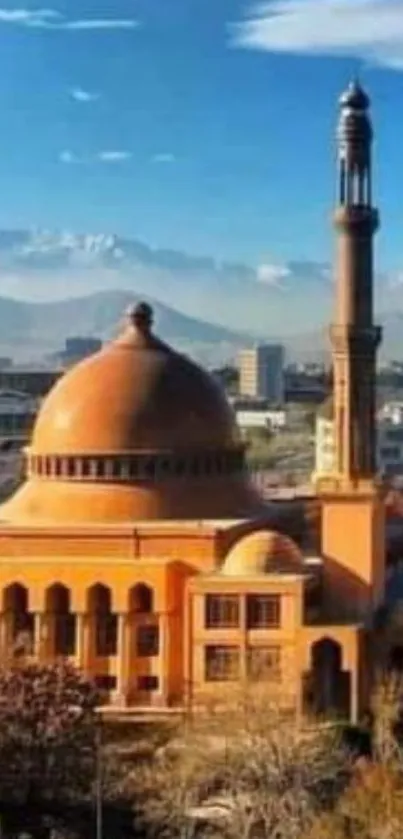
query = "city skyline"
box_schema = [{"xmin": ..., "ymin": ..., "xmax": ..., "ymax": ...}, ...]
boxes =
[{"xmin": 0, "ymin": 0, "xmax": 402, "ymax": 278}]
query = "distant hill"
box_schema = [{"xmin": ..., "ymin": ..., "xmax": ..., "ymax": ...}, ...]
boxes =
[
  {"xmin": 0, "ymin": 290, "xmax": 260, "ymax": 366},
  {"xmin": 0, "ymin": 291, "xmax": 400, "ymax": 367}
]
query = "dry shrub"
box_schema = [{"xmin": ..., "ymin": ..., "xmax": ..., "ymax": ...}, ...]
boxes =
[
  {"xmin": 304, "ymin": 673, "xmax": 403, "ymax": 839},
  {"xmin": 129, "ymin": 685, "xmax": 348, "ymax": 839}
]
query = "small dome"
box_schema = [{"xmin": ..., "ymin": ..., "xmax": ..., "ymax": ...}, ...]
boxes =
[
  {"xmin": 339, "ymin": 80, "xmax": 370, "ymax": 111},
  {"xmin": 221, "ymin": 528, "xmax": 303, "ymax": 576}
]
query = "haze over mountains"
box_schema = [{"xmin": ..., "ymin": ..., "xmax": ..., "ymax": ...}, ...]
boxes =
[
  {"xmin": 0, "ymin": 229, "xmax": 401, "ymax": 364},
  {"xmin": 0, "ymin": 291, "xmax": 258, "ymax": 367}
]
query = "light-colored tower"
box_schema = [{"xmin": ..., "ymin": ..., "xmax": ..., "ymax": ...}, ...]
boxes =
[{"xmin": 316, "ymin": 82, "xmax": 385, "ymax": 620}]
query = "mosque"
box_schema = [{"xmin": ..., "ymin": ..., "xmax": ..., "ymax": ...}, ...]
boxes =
[{"xmin": 0, "ymin": 82, "xmax": 397, "ymax": 722}]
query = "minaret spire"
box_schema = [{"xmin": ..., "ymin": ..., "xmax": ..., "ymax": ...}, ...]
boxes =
[{"xmin": 331, "ymin": 79, "xmax": 382, "ymax": 479}]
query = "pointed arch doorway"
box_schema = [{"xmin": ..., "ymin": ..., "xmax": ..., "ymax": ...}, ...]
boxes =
[{"xmin": 304, "ymin": 637, "xmax": 351, "ymax": 720}]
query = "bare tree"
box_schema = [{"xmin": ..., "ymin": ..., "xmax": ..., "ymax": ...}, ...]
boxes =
[{"xmin": 130, "ymin": 686, "xmax": 349, "ymax": 839}]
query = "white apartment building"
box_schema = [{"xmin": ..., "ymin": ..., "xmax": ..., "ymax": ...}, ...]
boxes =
[
  {"xmin": 235, "ymin": 408, "xmax": 287, "ymax": 432},
  {"xmin": 238, "ymin": 344, "xmax": 285, "ymax": 403},
  {"xmin": 315, "ymin": 397, "xmax": 403, "ymax": 478}
]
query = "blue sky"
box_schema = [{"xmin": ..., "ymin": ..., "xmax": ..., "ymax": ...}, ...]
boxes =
[{"xmin": 0, "ymin": 0, "xmax": 403, "ymax": 272}]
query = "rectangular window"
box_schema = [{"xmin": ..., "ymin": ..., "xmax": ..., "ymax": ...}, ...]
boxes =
[
  {"xmin": 95, "ymin": 614, "xmax": 118, "ymax": 656},
  {"xmin": 247, "ymin": 646, "xmax": 281, "ymax": 682},
  {"xmin": 94, "ymin": 674, "xmax": 117, "ymax": 692},
  {"xmin": 137, "ymin": 625, "xmax": 159, "ymax": 657},
  {"xmin": 205, "ymin": 645, "xmax": 240, "ymax": 682},
  {"xmin": 246, "ymin": 595, "xmax": 281, "ymax": 629},
  {"xmin": 205, "ymin": 595, "xmax": 240, "ymax": 629},
  {"xmin": 137, "ymin": 675, "xmax": 159, "ymax": 691}
]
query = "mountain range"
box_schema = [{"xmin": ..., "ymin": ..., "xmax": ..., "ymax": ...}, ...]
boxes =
[{"xmin": 0, "ymin": 229, "xmax": 400, "ymax": 364}]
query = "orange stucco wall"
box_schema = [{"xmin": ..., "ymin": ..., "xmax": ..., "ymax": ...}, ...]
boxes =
[
  {"xmin": 319, "ymin": 479, "xmax": 385, "ymax": 618},
  {"xmin": 0, "ymin": 515, "xmax": 373, "ymax": 718}
]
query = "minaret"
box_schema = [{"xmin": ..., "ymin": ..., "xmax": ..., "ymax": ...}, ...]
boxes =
[
  {"xmin": 316, "ymin": 81, "xmax": 385, "ymax": 620},
  {"xmin": 332, "ymin": 80, "xmax": 382, "ymax": 478}
]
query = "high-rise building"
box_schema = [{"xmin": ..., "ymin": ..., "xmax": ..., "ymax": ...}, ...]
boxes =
[
  {"xmin": 238, "ymin": 344, "xmax": 285, "ymax": 402},
  {"xmin": 54, "ymin": 337, "xmax": 103, "ymax": 368}
]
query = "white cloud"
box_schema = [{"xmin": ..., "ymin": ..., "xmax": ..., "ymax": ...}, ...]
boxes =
[
  {"xmin": 0, "ymin": 9, "xmax": 58, "ymax": 24},
  {"xmin": 59, "ymin": 150, "xmax": 80, "ymax": 164},
  {"xmin": 0, "ymin": 8, "xmax": 138, "ymax": 31},
  {"xmin": 152, "ymin": 153, "xmax": 176, "ymax": 164},
  {"xmin": 70, "ymin": 88, "xmax": 100, "ymax": 103},
  {"xmin": 97, "ymin": 151, "xmax": 132, "ymax": 163},
  {"xmin": 256, "ymin": 262, "xmax": 291, "ymax": 286},
  {"xmin": 64, "ymin": 19, "xmax": 138, "ymax": 31},
  {"xmin": 232, "ymin": 0, "xmax": 403, "ymax": 70},
  {"xmin": 59, "ymin": 150, "xmax": 132, "ymax": 165}
]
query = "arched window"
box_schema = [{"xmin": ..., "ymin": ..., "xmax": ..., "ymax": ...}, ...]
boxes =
[
  {"xmin": 129, "ymin": 583, "xmax": 154, "ymax": 614},
  {"xmin": 87, "ymin": 584, "xmax": 117, "ymax": 657},
  {"xmin": 129, "ymin": 584, "xmax": 158, "ymax": 658},
  {"xmin": 45, "ymin": 583, "xmax": 76, "ymax": 656},
  {"xmin": 3, "ymin": 583, "xmax": 33, "ymax": 654}
]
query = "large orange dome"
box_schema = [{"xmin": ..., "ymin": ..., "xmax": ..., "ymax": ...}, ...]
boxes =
[
  {"xmin": 0, "ymin": 303, "xmax": 265, "ymax": 524},
  {"xmin": 31, "ymin": 303, "xmax": 238, "ymax": 455}
]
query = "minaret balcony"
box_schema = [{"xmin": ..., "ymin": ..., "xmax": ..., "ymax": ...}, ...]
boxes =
[
  {"xmin": 329, "ymin": 324, "xmax": 382, "ymax": 354},
  {"xmin": 333, "ymin": 205, "xmax": 379, "ymax": 232}
]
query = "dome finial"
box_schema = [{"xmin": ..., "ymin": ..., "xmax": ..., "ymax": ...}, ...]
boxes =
[
  {"xmin": 126, "ymin": 301, "xmax": 153, "ymax": 333},
  {"xmin": 339, "ymin": 78, "xmax": 370, "ymax": 111}
]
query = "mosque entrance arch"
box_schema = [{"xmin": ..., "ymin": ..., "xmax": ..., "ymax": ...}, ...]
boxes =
[{"xmin": 303, "ymin": 637, "xmax": 350, "ymax": 720}]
